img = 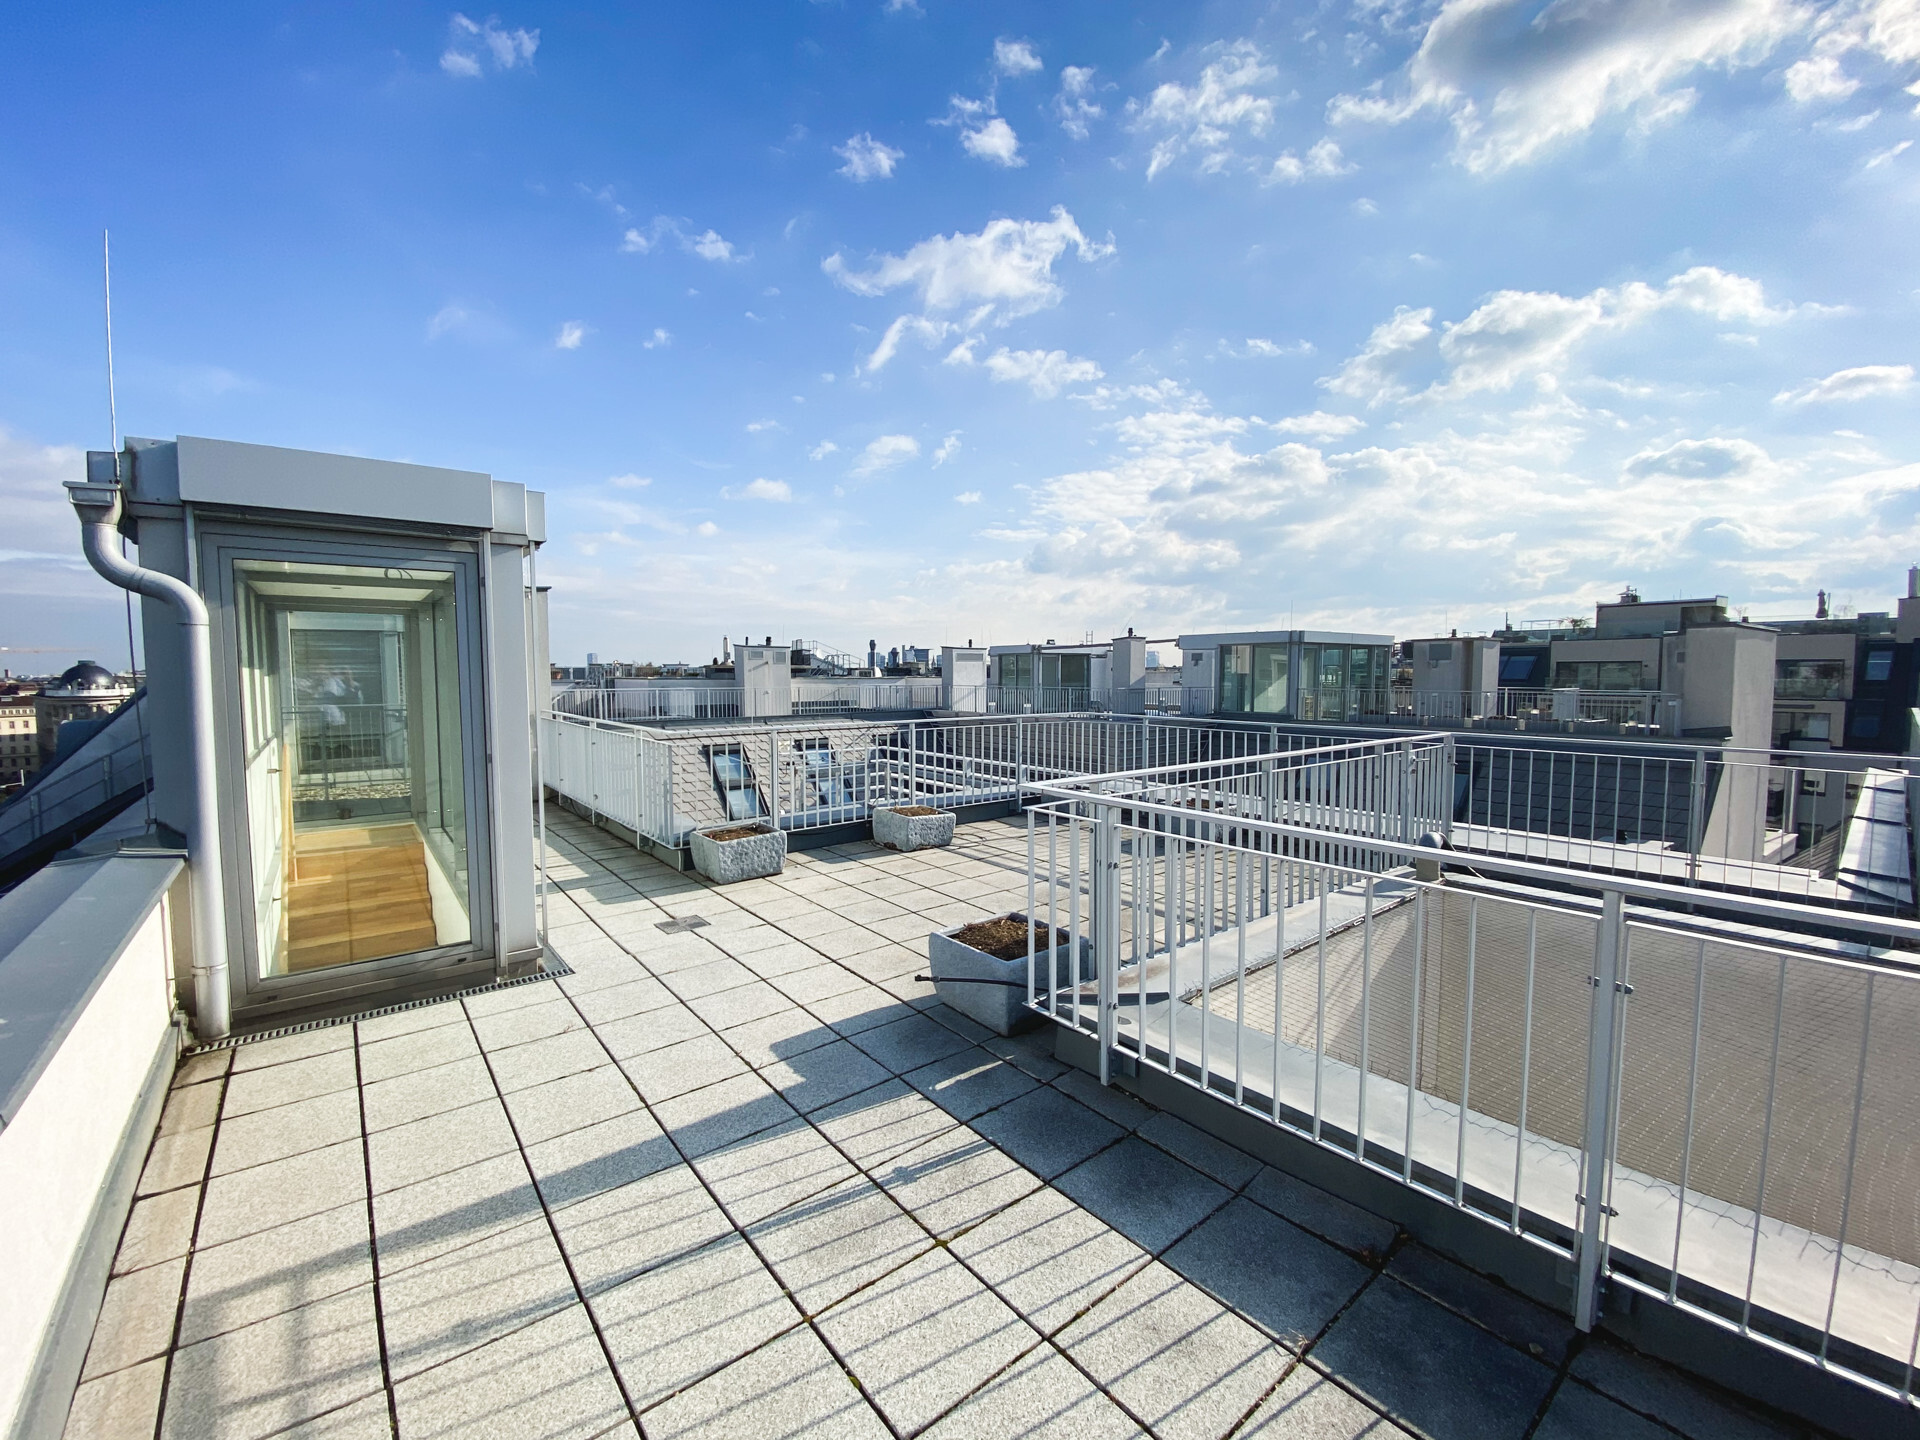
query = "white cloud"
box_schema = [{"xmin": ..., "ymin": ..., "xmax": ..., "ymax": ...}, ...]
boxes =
[
  {"xmin": 836, "ymin": 132, "xmax": 905, "ymax": 181},
  {"xmin": 1056, "ymin": 66, "xmax": 1104, "ymax": 137},
  {"xmin": 643, "ymin": 327, "xmax": 671, "ymax": 349},
  {"xmin": 824, "ymin": 207, "xmax": 1110, "ymax": 322},
  {"xmin": 1866, "ymin": 138, "xmax": 1913, "ymax": 165},
  {"xmin": 607, "ymin": 474, "xmax": 651, "ymax": 489},
  {"xmin": 853, "ymin": 434, "xmax": 921, "ymax": 475},
  {"xmin": 724, "ymin": 478, "xmax": 792, "ymax": 502},
  {"xmin": 961, "ymin": 117, "xmax": 1025, "ymax": 166},
  {"xmin": 1330, "ymin": 0, "xmax": 1804, "ymax": 173},
  {"xmin": 1273, "ymin": 411, "xmax": 1366, "ymax": 440},
  {"xmin": 995, "ymin": 38, "xmax": 1043, "ymax": 76},
  {"xmin": 441, "ymin": 13, "xmax": 539, "ymax": 77},
  {"xmin": 695, "ymin": 521, "xmax": 719, "ymax": 537},
  {"xmin": 425, "ymin": 303, "xmax": 507, "ymax": 343},
  {"xmin": 686, "ymin": 229, "xmax": 740, "ymax": 262},
  {"xmin": 1268, "ymin": 138, "xmax": 1354, "ymax": 184},
  {"xmin": 1131, "ymin": 40, "xmax": 1279, "ymax": 179},
  {"xmin": 955, "ymin": 490, "xmax": 983, "ymax": 504},
  {"xmin": 745, "ymin": 418, "xmax": 784, "ymax": 433},
  {"xmin": 955, "ymin": 346, "xmax": 1105, "ymax": 399},
  {"xmin": 1326, "ymin": 266, "xmax": 1801, "ymax": 406},
  {"xmin": 554, "ymin": 321, "xmax": 588, "ymax": 350},
  {"xmin": 1774, "ymin": 364, "xmax": 1915, "ymax": 404},
  {"xmin": 1623, "ymin": 437, "xmax": 1771, "ymax": 479},
  {"xmin": 1786, "ymin": 53, "xmax": 1862, "ymax": 102},
  {"xmin": 933, "ymin": 432, "xmax": 963, "ymax": 466},
  {"xmin": 809, "ymin": 441, "xmax": 840, "ymax": 460},
  {"xmin": 1237, "ymin": 337, "xmax": 1315, "ymax": 358},
  {"xmin": 863, "ymin": 315, "xmax": 953, "ymax": 374}
]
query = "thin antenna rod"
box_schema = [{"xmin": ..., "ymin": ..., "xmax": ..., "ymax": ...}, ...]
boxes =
[
  {"xmin": 104, "ymin": 229, "xmax": 119, "ymax": 452},
  {"xmin": 105, "ymin": 227, "xmax": 153, "ymax": 827}
]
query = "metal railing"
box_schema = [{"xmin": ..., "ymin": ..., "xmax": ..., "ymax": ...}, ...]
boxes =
[{"xmin": 1019, "ymin": 775, "xmax": 1920, "ymax": 1405}]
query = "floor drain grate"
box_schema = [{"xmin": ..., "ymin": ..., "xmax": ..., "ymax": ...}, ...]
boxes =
[{"xmin": 656, "ymin": 915, "xmax": 710, "ymax": 934}]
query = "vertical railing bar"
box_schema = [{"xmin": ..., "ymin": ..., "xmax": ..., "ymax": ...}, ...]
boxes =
[
  {"xmin": 1313, "ymin": 884, "xmax": 1328, "ymax": 1142},
  {"xmin": 1818, "ymin": 972, "xmax": 1873, "ymax": 1365},
  {"xmin": 1404, "ymin": 884, "xmax": 1425, "ymax": 1184},
  {"xmin": 1027, "ymin": 806, "xmax": 1038, "ymax": 1014},
  {"xmin": 1356, "ymin": 878, "xmax": 1375, "ymax": 1162},
  {"xmin": 1272, "ymin": 860, "xmax": 1286, "ymax": 1122},
  {"xmin": 1512, "ymin": 909, "xmax": 1537, "ymax": 1235},
  {"xmin": 1739, "ymin": 953, "xmax": 1789, "ymax": 1335},
  {"xmin": 1233, "ymin": 853, "xmax": 1247, "ymax": 1108},
  {"xmin": 1199, "ymin": 840, "xmax": 1214, "ymax": 1091},
  {"xmin": 1455, "ymin": 894, "xmax": 1477, "ymax": 1208}
]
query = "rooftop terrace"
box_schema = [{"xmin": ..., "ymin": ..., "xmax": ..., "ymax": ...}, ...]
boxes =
[{"xmin": 63, "ymin": 809, "xmax": 1836, "ymax": 1440}]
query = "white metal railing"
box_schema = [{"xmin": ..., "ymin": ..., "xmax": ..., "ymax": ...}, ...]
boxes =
[{"xmin": 1019, "ymin": 781, "xmax": 1920, "ymax": 1405}]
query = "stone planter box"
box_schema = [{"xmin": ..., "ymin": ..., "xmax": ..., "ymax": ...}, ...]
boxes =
[
  {"xmin": 927, "ymin": 912, "xmax": 1094, "ymax": 1036},
  {"xmin": 873, "ymin": 804, "xmax": 955, "ymax": 852},
  {"xmin": 689, "ymin": 822, "xmax": 786, "ymax": 884}
]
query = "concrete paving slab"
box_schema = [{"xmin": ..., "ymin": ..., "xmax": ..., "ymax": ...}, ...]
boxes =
[
  {"xmin": 523, "ymin": 1108, "xmax": 678, "ymax": 1210},
  {"xmin": 1532, "ymin": 1378, "xmax": 1674, "ymax": 1440},
  {"xmin": 756, "ymin": 1040, "xmax": 893, "ymax": 1116},
  {"xmin": 82, "ymin": 1256, "xmax": 186, "ymax": 1380},
  {"xmin": 1054, "ymin": 1137, "xmax": 1230, "ymax": 1256},
  {"xmin": 1162, "ymin": 1197, "xmax": 1371, "ymax": 1350},
  {"xmin": 869, "ymin": 1126, "xmax": 1041, "ymax": 1238},
  {"xmin": 378, "ymin": 1215, "xmax": 578, "ymax": 1380},
  {"xmin": 1245, "ymin": 1167, "xmax": 1397, "ymax": 1261},
  {"xmin": 361, "ymin": 1056, "xmax": 496, "ymax": 1133},
  {"xmin": 637, "ymin": 1323, "xmax": 889, "ymax": 1440},
  {"xmin": 197, "ymin": 1140, "xmax": 368, "ymax": 1249},
  {"xmin": 905, "ymin": 1049, "xmax": 1041, "ymax": 1123},
  {"xmin": 357, "ymin": 1020, "xmax": 481, "ymax": 1083},
  {"xmin": 112, "ymin": 1187, "xmax": 200, "ymax": 1276},
  {"xmin": 652, "ymin": 1071, "xmax": 800, "ymax": 1158},
  {"xmin": 847, "ymin": 1012, "xmax": 973, "ymax": 1075},
  {"xmin": 969, "ymin": 1084, "xmax": 1124, "ymax": 1180},
  {"xmin": 809, "ymin": 1080, "xmax": 960, "ymax": 1169},
  {"xmin": 948, "ymin": 1185, "xmax": 1150, "ymax": 1337},
  {"xmin": 209, "ymin": 1088, "xmax": 362, "ymax": 1178},
  {"xmin": 391, "ymin": 1303, "xmax": 633, "ymax": 1440},
  {"xmin": 746, "ymin": 1176, "xmax": 930, "ymax": 1315},
  {"xmin": 1569, "ymin": 1336, "xmax": 1797, "ymax": 1440},
  {"xmin": 59, "ymin": 1357, "xmax": 164, "ymax": 1440},
  {"xmin": 618, "ymin": 1034, "xmax": 749, "ymax": 1104},
  {"xmin": 692, "ymin": 1118, "xmax": 860, "ymax": 1228},
  {"xmin": 366, "ymin": 1097, "xmax": 519, "ymax": 1194},
  {"xmin": 503, "ymin": 1064, "xmax": 646, "ymax": 1147},
  {"xmin": 371, "ymin": 1152, "xmax": 544, "ymax": 1275},
  {"xmin": 918, "ymin": 1342, "xmax": 1146, "ymax": 1439},
  {"xmin": 549, "ymin": 1162, "xmax": 734, "ymax": 1296},
  {"xmin": 1238, "ymin": 1360, "xmax": 1415, "ymax": 1438},
  {"xmin": 180, "ymin": 1200, "xmax": 372, "ymax": 1344}
]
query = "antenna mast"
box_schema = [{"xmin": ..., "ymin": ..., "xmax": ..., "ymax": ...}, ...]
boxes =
[{"xmin": 104, "ymin": 230, "xmax": 119, "ymax": 452}]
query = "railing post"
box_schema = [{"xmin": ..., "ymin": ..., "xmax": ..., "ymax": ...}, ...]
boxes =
[
  {"xmin": 1094, "ymin": 803, "xmax": 1120, "ymax": 1086},
  {"xmin": 1016, "ymin": 715, "xmax": 1027, "ymax": 798},
  {"xmin": 1688, "ymin": 749, "xmax": 1708, "ymax": 884},
  {"xmin": 1574, "ymin": 889, "xmax": 1627, "ymax": 1330},
  {"xmin": 768, "ymin": 730, "xmax": 780, "ymax": 827},
  {"xmin": 1399, "ymin": 741, "xmax": 1413, "ymax": 843},
  {"xmin": 1441, "ymin": 734, "xmax": 1456, "ymax": 845}
]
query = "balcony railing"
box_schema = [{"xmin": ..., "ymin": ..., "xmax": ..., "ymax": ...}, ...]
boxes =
[{"xmin": 1020, "ymin": 762, "xmax": 1920, "ymax": 1406}]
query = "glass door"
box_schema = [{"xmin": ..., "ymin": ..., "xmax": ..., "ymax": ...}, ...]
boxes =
[{"xmin": 223, "ymin": 548, "xmax": 485, "ymax": 986}]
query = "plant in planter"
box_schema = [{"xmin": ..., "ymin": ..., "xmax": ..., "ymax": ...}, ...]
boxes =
[
  {"xmin": 872, "ymin": 803, "xmax": 956, "ymax": 852},
  {"xmin": 926, "ymin": 912, "xmax": 1094, "ymax": 1036},
  {"xmin": 689, "ymin": 821, "xmax": 786, "ymax": 884}
]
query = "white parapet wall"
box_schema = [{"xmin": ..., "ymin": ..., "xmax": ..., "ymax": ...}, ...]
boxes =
[{"xmin": 0, "ymin": 850, "xmax": 184, "ymax": 1440}]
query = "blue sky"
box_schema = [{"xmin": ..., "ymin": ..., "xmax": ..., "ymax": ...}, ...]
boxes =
[{"xmin": 4, "ymin": 0, "xmax": 1919, "ymax": 670}]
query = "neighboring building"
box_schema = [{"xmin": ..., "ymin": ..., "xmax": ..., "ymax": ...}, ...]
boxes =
[
  {"xmin": 0, "ymin": 697, "xmax": 37, "ymax": 791},
  {"xmin": 33, "ymin": 661, "xmax": 135, "ymax": 765},
  {"xmin": 1177, "ymin": 630, "xmax": 1394, "ymax": 720},
  {"xmin": 988, "ymin": 640, "xmax": 1112, "ymax": 712}
]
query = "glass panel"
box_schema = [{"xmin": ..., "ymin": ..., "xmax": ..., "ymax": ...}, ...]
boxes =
[
  {"xmin": 1775, "ymin": 659, "xmax": 1847, "ymax": 699},
  {"xmin": 1251, "ymin": 644, "xmax": 1289, "ymax": 713},
  {"xmin": 1319, "ymin": 648, "xmax": 1346, "ymax": 689},
  {"xmin": 1058, "ymin": 653, "xmax": 1091, "ymax": 689},
  {"xmin": 1864, "ymin": 649, "xmax": 1894, "ymax": 683},
  {"xmin": 1597, "ymin": 661, "xmax": 1644, "ymax": 691},
  {"xmin": 234, "ymin": 559, "xmax": 470, "ymax": 978},
  {"xmin": 1218, "ymin": 645, "xmax": 1251, "ymax": 713},
  {"xmin": 1297, "ymin": 646, "xmax": 1319, "ymax": 719}
]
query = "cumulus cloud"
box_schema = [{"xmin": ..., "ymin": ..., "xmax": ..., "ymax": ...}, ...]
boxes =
[
  {"xmin": 554, "ymin": 321, "xmax": 587, "ymax": 350},
  {"xmin": 862, "ymin": 315, "xmax": 954, "ymax": 374},
  {"xmin": 1325, "ymin": 266, "xmax": 1800, "ymax": 406},
  {"xmin": 695, "ymin": 521, "xmax": 719, "ymax": 537},
  {"xmin": 1056, "ymin": 66, "xmax": 1104, "ymax": 137},
  {"xmin": 1329, "ymin": 0, "xmax": 1805, "ymax": 172},
  {"xmin": 955, "ymin": 490, "xmax": 983, "ymax": 503},
  {"xmin": 1131, "ymin": 40, "xmax": 1279, "ymax": 178},
  {"xmin": 836, "ymin": 133, "xmax": 905, "ymax": 181},
  {"xmin": 441, "ymin": 13, "xmax": 539, "ymax": 77},
  {"xmin": 724, "ymin": 478, "xmax": 792, "ymax": 501},
  {"xmin": 961, "ymin": 117, "xmax": 1025, "ymax": 165},
  {"xmin": 620, "ymin": 218, "xmax": 745, "ymax": 261},
  {"xmin": 950, "ymin": 345, "xmax": 1105, "ymax": 398},
  {"xmin": 607, "ymin": 474, "xmax": 651, "ymax": 489},
  {"xmin": 744, "ymin": 418, "xmax": 784, "ymax": 433},
  {"xmin": 853, "ymin": 434, "xmax": 921, "ymax": 475},
  {"xmin": 686, "ymin": 229, "xmax": 740, "ymax": 262},
  {"xmin": 824, "ymin": 207, "xmax": 1110, "ymax": 322},
  {"xmin": 643, "ymin": 328, "xmax": 671, "ymax": 349},
  {"xmin": 933, "ymin": 433, "xmax": 963, "ymax": 466},
  {"xmin": 809, "ymin": 440, "xmax": 840, "ymax": 460},
  {"xmin": 1786, "ymin": 53, "xmax": 1862, "ymax": 101},
  {"xmin": 995, "ymin": 38, "xmax": 1043, "ymax": 75},
  {"xmin": 1236, "ymin": 337, "xmax": 1315, "ymax": 358},
  {"xmin": 1268, "ymin": 138, "xmax": 1355, "ymax": 184},
  {"xmin": 1624, "ymin": 437, "xmax": 1771, "ymax": 479},
  {"xmin": 1774, "ymin": 363, "xmax": 1915, "ymax": 403},
  {"xmin": 1273, "ymin": 411, "xmax": 1367, "ymax": 440}
]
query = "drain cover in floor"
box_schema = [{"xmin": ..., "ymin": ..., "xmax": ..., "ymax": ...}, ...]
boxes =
[{"xmin": 656, "ymin": 915, "xmax": 710, "ymax": 934}]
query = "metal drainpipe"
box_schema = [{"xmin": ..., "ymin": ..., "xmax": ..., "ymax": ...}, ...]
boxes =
[{"xmin": 67, "ymin": 468, "xmax": 231, "ymax": 1040}]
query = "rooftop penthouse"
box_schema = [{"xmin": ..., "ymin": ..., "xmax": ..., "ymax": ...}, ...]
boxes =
[{"xmin": 6, "ymin": 437, "xmax": 1920, "ymax": 1440}]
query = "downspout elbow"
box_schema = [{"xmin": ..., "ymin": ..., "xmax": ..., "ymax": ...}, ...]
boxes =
[{"xmin": 67, "ymin": 475, "xmax": 231, "ymax": 1040}]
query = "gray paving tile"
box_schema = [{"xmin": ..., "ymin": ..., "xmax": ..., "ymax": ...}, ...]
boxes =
[
  {"xmin": 758, "ymin": 1039, "xmax": 893, "ymax": 1115},
  {"xmin": 1245, "ymin": 1167, "xmax": 1397, "ymax": 1261},
  {"xmin": 652, "ymin": 1071, "xmax": 800, "ymax": 1157},
  {"xmin": 172, "ymin": 1048, "xmax": 231, "ymax": 1087},
  {"xmin": 1533, "ymin": 1378, "xmax": 1674, "ymax": 1440},
  {"xmin": 484, "ymin": 1028, "xmax": 610, "ymax": 1093},
  {"xmin": 663, "ymin": 956, "xmax": 758, "ymax": 1000},
  {"xmin": 773, "ymin": 963, "xmax": 870, "ymax": 1005},
  {"xmin": 591, "ymin": 1003, "xmax": 709, "ymax": 1061},
  {"xmin": 373, "ymin": 1152, "xmax": 544, "ymax": 1274},
  {"xmin": 1312, "ymin": 1276, "xmax": 1554, "ymax": 1440},
  {"xmin": 919, "ymin": 1343, "xmax": 1146, "ymax": 1439},
  {"xmin": 60, "ymin": 1357, "xmax": 165, "ymax": 1440},
  {"xmin": 137, "ymin": 1125, "xmax": 215, "ymax": 1197},
  {"xmin": 220, "ymin": 1047, "xmax": 358, "ymax": 1117},
  {"xmin": 1239, "ymin": 1361, "xmax": 1415, "ymax": 1437},
  {"xmin": 229, "ymin": 1026, "xmax": 356, "ymax": 1071},
  {"xmin": 550, "ymin": 1162, "xmax": 735, "ymax": 1296},
  {"xmin": 1054, "ymin": 1137, "xmax": 1230, "ymax": 1254},
  {"xmin": 467, "ymin": 996, "xmax": 588, "ymax": 1054},
  {"xmin": 747, "ymin": 1176, "xmax": 930, "ymax": 1314},
  {"xmin": 1569, "ymin": 1336, "xmax": 1797, "ymax": 1440},
  {"xmin": 816, "ymin": 1246, "xmax": 1033, "ymax": 1436},
  {"xmin": 180, "ymin": 1201, "xmax": 372, "ymax": 1344},
  {"xmin": 810, "ymin": 1079, "xmax": 960, "ymax": 1168},
  {"xmin": 848, "ymin": 1012, "xmax": 973, "ymax": 1074},
  {"xmin": 591, "ymin": 1232, "xmax": 800, "ymax": 1408},
  {"xmin": 618, "ymin": 1033, "xmax": 749, "ymax": 1103},
  {"xmin": 1138, "ymin": 1112, "xmax": 1262, "ymax": 1189},
  {"xmin": 1052, "ymin": 1069, "xmax": 1152, "ymax": 1129},
  {"xmin": 807, "ymin": 981, "xmax": 915, "ymax": 1034},
  {"xmin": 979, "ymin": 1029, "xmax": 1072, "ymax": 1082},
  {"xmin": 736, "ymin": 940, "xmax": 827, "ymax": 978},
  {"xmin": 1162, "ymin": 1197, "xmax": 1370, "ymax": 1349},
  {"xmin": 158, "ymin": 1285, "xmax": 384, "ymax": 1440},
  {"xmin": 947, "ymin": 1185, "xmax": 1150, "ymax": 1336},
  {"xmin": 724, "ymin": 1006, "xmax": 840, "ymax": 1067},
  {"xmin": 357, "ymin": 1019, "xmax": 481, "ymax": 1083},
  {"xmin": 379, "ymin": 1216, "xmax": 578, "ymax": 1380},
  {"xmin": 197, "ymin": 1140, "xmax": 367, "ymax": 1249},
  {"xmin": 689, "ymin": 979, "xmax": 799, "ymax": 1031},
  {"xmin": 159, "ymin": 1078, "xmax": 224, "ymax": 1135},
  {"xmin": 356, "ymin": 1001, "xmax": 468, "ymax": 1045},
  {"xmin": 113, "ymin": 1187, "xmax": 200, "ymax": 1275},
  {"xmin": 366, "ymin": 1097, "xmax": 519, "ymax": 1194},
  {"xmin": 82, "ymin": 1257, "xmax": 185, "ymax": 1380},
  {"xmin": 503, "ymin": 1064, "xmax": 646, "ymax": 1147},
  {"xmin": 362, "ymin": 1055, "xmax": 496, "ymax": 1133},
  {"xmin": 568, "ymin": 974, "xmax": 677, "ymax": 1026},
  {"xmin": 870, "ymin": 1125, "xmax": 1041, "ymax": 1238},
  {"xmin": 391, "ymin": 1303, "xmax": 634, "ymax": 1439},
  {"xmin": 638, "ymin": 1323, "xmax": 890, "ymax": 1440},
  {"xmin": 463, "ymin": 976, "xmax": 570, "ymax": 1017},
  {"xmin": 1058, "ymin": 1260, "xmax": 1290, "ymax": 1440},
  {"xmin": 692, "ymin": 1118, "xmax": 860, "ymax": 1227},
  {"xmin": 210, "ymin": 1087, "xmax": 361, "ymax": 1177},
  {"xmin": 269, "ymin": 1391, "xmax": 397, "ymax": 1437},
  {"xmin": 524, "ymin": 1108, "xmax": 679, "ymax": 1210},
  {"xmin": 969, "ymin": 1084, "xmax": 1124, "ymax": 1180},
  {"xmin": 1386, "ymin": 1245, "xmax": 1575, "ymax": 1364},
  {"xmin": 905, "ymin": 1048, "xmax": 1041, "ymax": 1122}
]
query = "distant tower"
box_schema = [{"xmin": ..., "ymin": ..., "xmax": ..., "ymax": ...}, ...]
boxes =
[{"xmin": 1816, "ymin": 589, "xmax": 1830, "ymax": 619}]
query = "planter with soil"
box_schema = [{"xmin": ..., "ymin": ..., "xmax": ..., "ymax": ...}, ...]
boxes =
[
  {"xmin": 690, "ymin": 821, "xmax": 786, "ymax": 884},
  {"xmin": 872, "ymin": 803, "xmax": 956, "ymax": 852},
  {"xmin": 926, "ymin": 911, "xmax": 1094, "ymax": 1035}
]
